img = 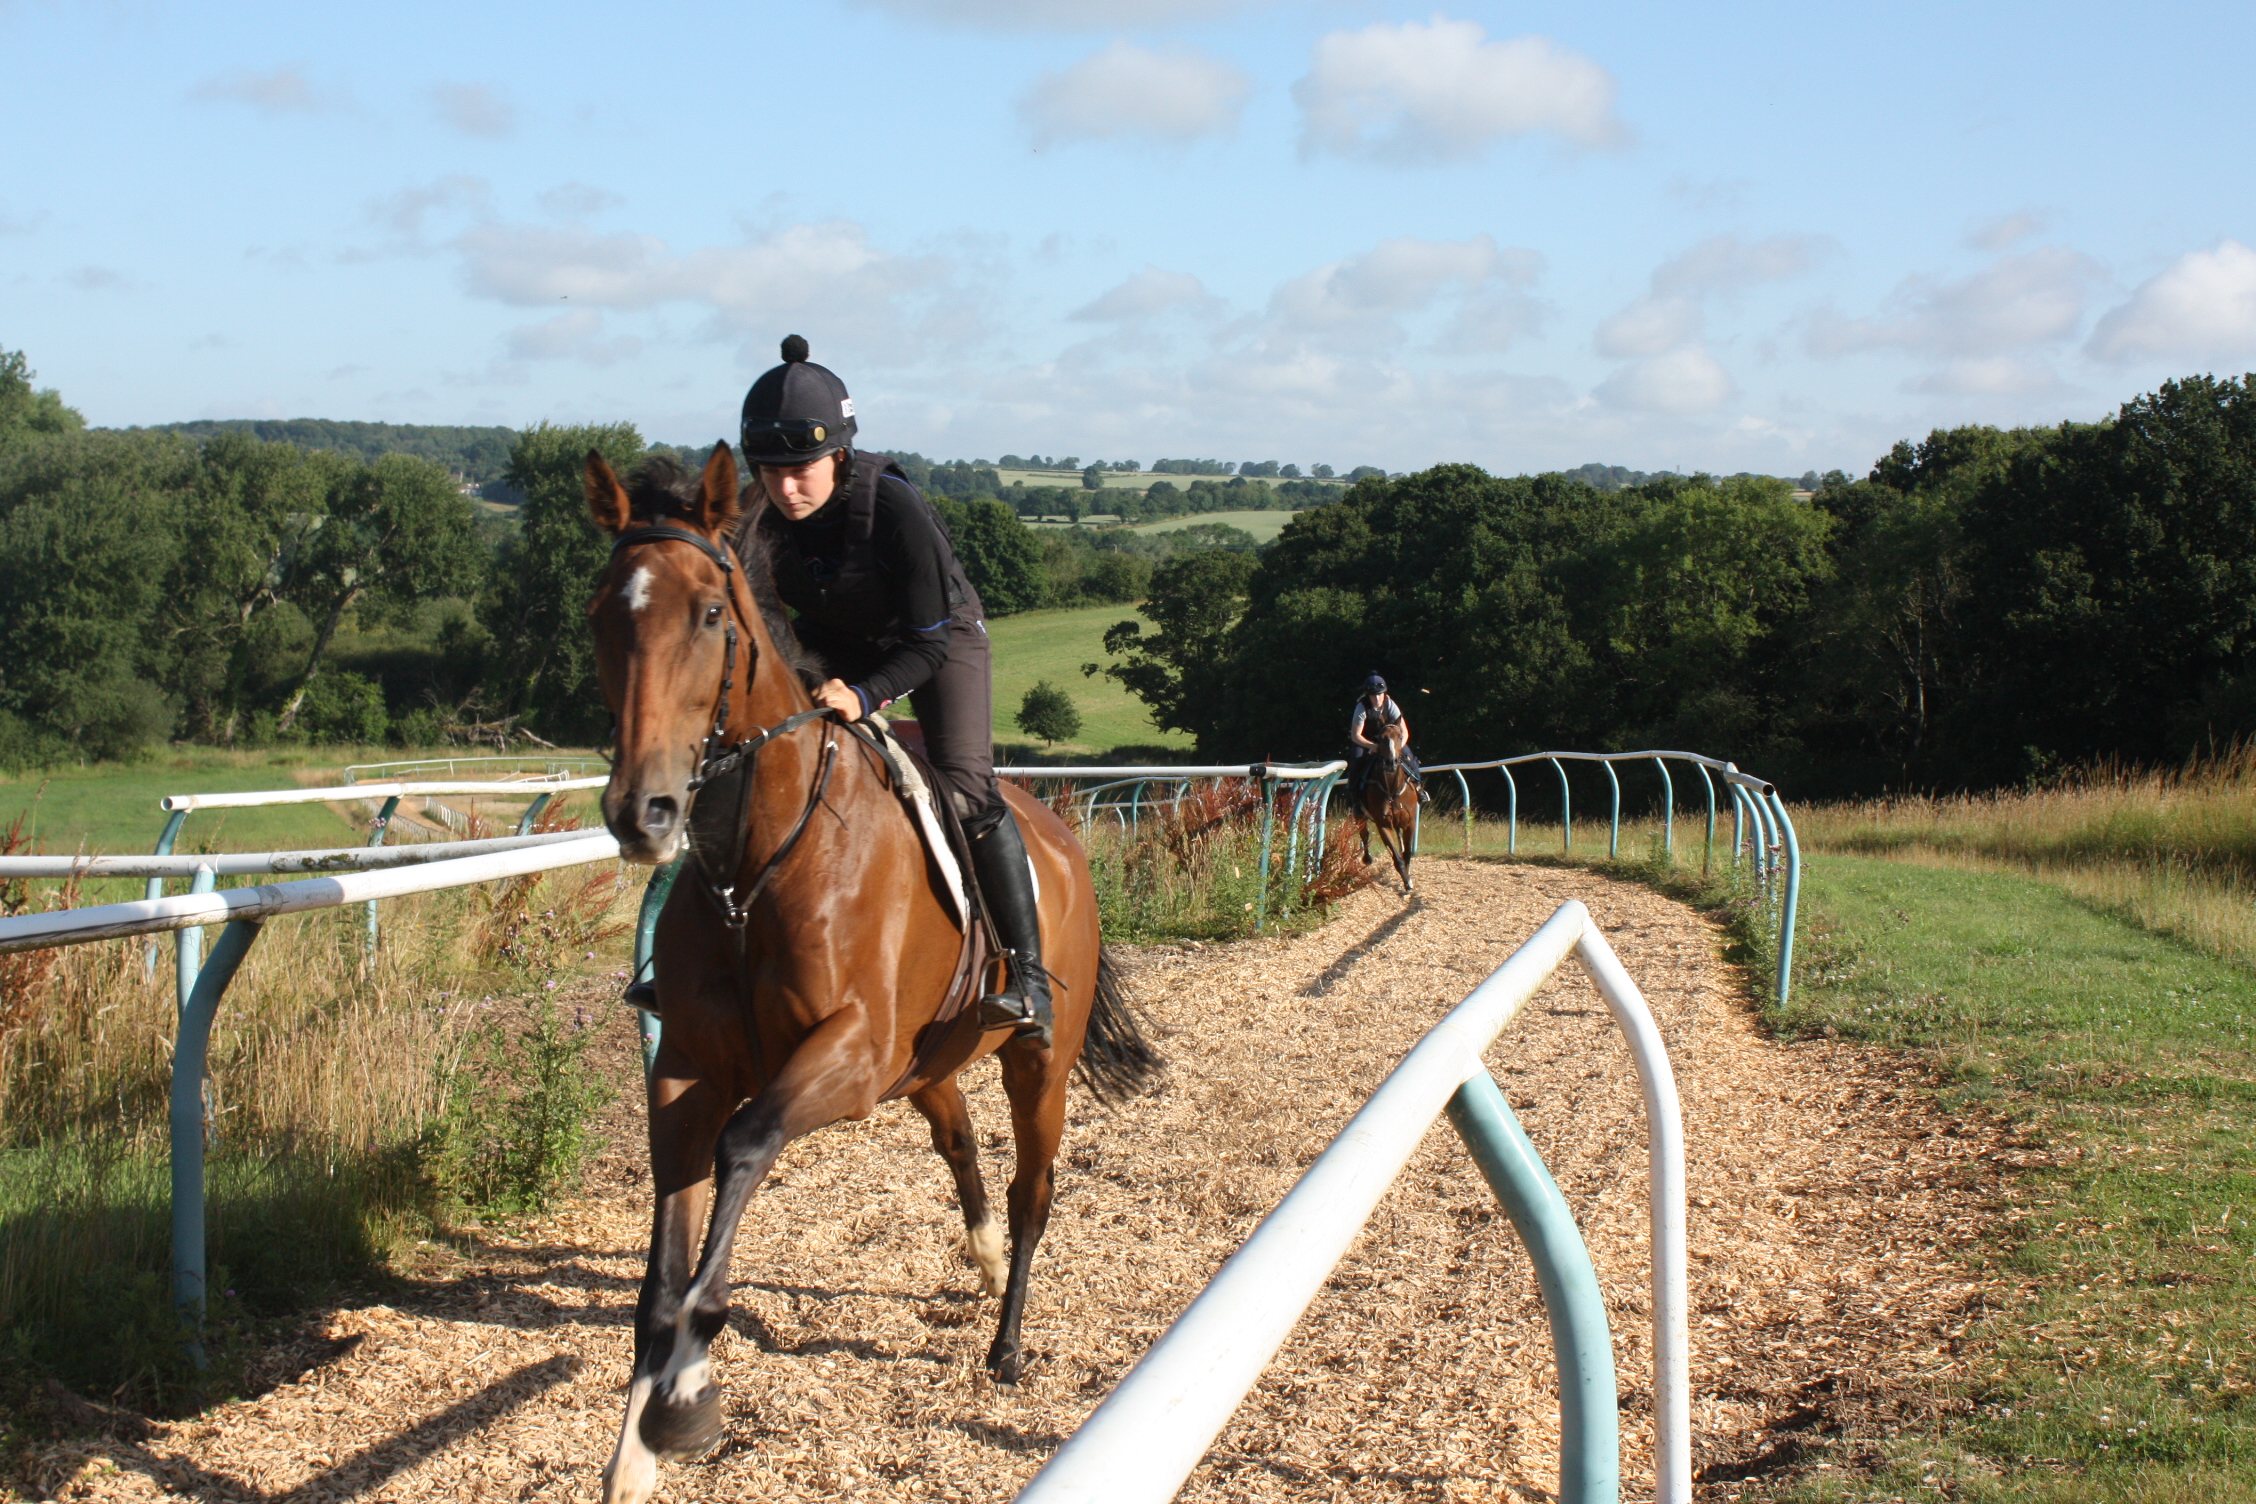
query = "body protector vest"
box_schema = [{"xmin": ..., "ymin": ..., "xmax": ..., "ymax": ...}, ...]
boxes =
[{"xmin": 755, "ymin": 454, "xmax": 978, "ymax": 648}]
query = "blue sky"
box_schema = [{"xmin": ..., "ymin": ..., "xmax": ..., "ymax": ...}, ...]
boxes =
[{"xmin": 6, "ymin": 0, "xmax": 2254, "ymax": 476}]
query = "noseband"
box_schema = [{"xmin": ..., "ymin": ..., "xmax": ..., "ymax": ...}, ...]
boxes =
[{"xmin": 608, "ymin": 523, "xmax": 836, "ymax": 927}]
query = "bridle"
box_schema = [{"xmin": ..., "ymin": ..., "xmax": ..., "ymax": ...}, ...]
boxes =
[{"xmin": 607, "ymin": 522, "xmax": 838, "ymax": 929}]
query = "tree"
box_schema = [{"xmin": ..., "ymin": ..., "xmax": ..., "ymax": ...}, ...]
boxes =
[
  {"xmin": 0, "ymin": 431, "xmax": 197, "ymax": 758},
  {"xmin": 167, "ymin": 434, "xmax": 345, "ymax": 741},
  {"xmin": 0, "ymin": 349, "xmax": 86, "ymax": 450},
  {"xmin": 1090, "ymin": 550, "xmax": 1257, "ymax": 739},
  {"xmin": 483, "ymin": 421, "xmax": 646, "ymax": 741},
  {"xmin": 1015, "ymin": 681, "xmax": 1082, "ymax": 746},
  {"xmin": 276, "ymin": 454, "xmax": 482, "ymax": 732},
  {"xmin": 934, "ymin": 497, "xmax": 1047, "ymax": 615},
  {"xmin": 1311, "ymin": 464, "xmax": 1335, "ymax": 479},
  {"xmin": 1082, "ymin": 464, "xmax": 1105, "ymax": 491}
]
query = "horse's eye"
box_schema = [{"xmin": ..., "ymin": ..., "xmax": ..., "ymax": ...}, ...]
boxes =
[{"xmin": 704, "ymin": 603, "xmax": 724, "ymax": 625}]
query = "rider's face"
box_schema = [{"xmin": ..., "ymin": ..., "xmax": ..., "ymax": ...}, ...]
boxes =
[{"xmin": 759, "ymin": 454, "xmax": 845, "ymax": 521}]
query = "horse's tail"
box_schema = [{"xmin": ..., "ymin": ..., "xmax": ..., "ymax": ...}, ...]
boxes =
[{"xmin": 1075, "ymin": 946, "xmax": 1166, "ymax": 1106}]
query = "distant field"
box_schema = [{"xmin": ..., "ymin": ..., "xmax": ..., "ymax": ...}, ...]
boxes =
[
  {"xmin": 0, "ymin": 748, "xmax": 603, "ymax": 868},
  {"xmin": 978, "ymin": 604, "xmax": 1193, "ymax": 756},
  {"xmin": 1130, "ymin": 509, "xmax": 1298, "ymax": 544}
]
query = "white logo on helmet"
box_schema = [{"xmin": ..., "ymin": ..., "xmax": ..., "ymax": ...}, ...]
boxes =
[{"xmin": 839, "ymin": 398, "xmax": 855, "ymax": 418}]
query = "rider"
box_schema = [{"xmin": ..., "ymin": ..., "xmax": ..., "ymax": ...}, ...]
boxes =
[
  {"xmin": 731, "ymin": 335, "xmax": 1052, "ymax": 1048},
  {"xmin": 1347, "ymin": 673, "xmax": 1426, "ymax": 800}
]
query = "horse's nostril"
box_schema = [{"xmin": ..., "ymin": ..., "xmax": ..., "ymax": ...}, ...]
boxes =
[{"xmin": 643, "ymin": 796, "xmax": 679, "ymax": 837}]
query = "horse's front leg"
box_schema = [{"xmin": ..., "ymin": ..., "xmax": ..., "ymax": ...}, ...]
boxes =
[
  {"xmin": 633, "ymin": 1006, "xmax": 880, "ymax": 1458},
  {"xmin": 910, "ymin": 1078, "xmax": 1007, "ymax": 1296},
  {"xmin": 604, "ymin": 1064, "xmax": 732, "ymax": 1504}
]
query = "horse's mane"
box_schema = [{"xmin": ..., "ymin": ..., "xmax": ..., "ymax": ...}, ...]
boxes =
[{"xmin": 623, "ymin": 456, "xmax": 822, "ymax": 683}]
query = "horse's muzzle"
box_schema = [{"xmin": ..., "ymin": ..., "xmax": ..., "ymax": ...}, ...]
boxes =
[{"xmin": 606, "ymin": 790, "xmax": 685, "ymax": 865}]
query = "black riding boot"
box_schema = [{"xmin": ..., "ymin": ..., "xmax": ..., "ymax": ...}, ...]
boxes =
[{"xmin": 971, "ymin": 809, "xmax": 1054, "ymax": 1049}]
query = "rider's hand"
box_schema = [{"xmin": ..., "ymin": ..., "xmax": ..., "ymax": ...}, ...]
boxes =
[{"xmin": 814, "ymin": 679, "xmax": 864, "ymax": 720}]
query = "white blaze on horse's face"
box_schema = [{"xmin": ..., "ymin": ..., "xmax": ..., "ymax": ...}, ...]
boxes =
[{"xmin": 623, "ymin": 565, "xmax": 654, "ymax": 615}]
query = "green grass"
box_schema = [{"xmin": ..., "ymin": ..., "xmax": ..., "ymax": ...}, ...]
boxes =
[
  {"xmin": 1129, "ymin": 508, "xmax": 1297, "ymax": 544},
  {"xmin": 981, "ymin": 604, "xmax": 1193, "ymax": 757},
  {"xmin": 1, "ymin": 754, "xmax": 363, "ymax": 856},
  {"xmin": 1766, "ymin": 853, "xmax": 2256, "ymax": 1500}
]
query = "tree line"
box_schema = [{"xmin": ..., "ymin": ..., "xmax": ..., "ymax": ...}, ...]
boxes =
[
  {"xmin": 0, "ymin": 355, "xmax": 1267, "ymax": 761},
  {"xmin": 1097, "ymin": 373, "xmax": 2256, "ymax": 796}
]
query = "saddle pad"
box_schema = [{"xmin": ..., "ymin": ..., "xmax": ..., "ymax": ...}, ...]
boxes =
[{"xmin": 862, "ymin": 717, "xmax": 972, "ymax": 928}]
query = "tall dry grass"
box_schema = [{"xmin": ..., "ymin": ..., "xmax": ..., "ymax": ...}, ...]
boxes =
[
  {"xmin": 0, "ymin": 801, "xmax": 637, "ymax": 1407},
  {"xmin": 1796, "ymin": 743, "xmax": 2256, "ymax": 966}
]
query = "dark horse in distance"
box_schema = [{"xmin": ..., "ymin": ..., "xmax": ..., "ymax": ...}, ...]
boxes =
[
  {"xmin": 1359, "ymin": 740, "xmax": 1419, "ymax": 893},
  {"xmin": 584, "ymin": 445, "xmax": 1159, "ymax": 1504}
]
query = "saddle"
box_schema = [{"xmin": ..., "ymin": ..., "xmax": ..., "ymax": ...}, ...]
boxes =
[{"xmin": 842, "ymin": 716, "xmax": 999, "ymax": 1102}]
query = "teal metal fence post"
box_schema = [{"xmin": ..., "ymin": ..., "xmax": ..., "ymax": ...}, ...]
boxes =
[
  {"xmin": 631, "ymin": 858, "xmax": 681, "ymax": 1075},
  {"xmin": 144, "ymin": 807, "xmax": 189, "ymax": 973},
  {"xmin": 1695, "ymin": 765, "xmax": 1716, "ymax": 876},
  {"xmin": 1504, "ymin": 765, "xmax": 1519, "ymax": 855},
  {"xmin": 1253, "ymin": 770, "xmax": 1278, "ymax": 934},
  {"xmin": 1728, "ymin": 780, "xmax": 1746, "ymax": 872},
  {"xmin": 364, "ymin": 794, "xmax": 400, "ymax": 957},
  {"xmin": 1453, "ymin": 768, "xmax": 1473, "ymax": 854},
  {"xmin": 1654, "ymin": 757, "xmax": 1674, "ymax": 861},
  {"xmin": 1551, "ymin": 758, "xmax": 1571, "ymax": 853},
  {"xmin": 1603, "ymin": 760, "xmax": 1621, "ymax": 859},
  {"xmin": 1767, "ymin": 790, "xmax": 1802, "ymax": 1010},
  {"xmin": 1446, "ymin": 1071, "xmax": 1621, "ymax": 1504},
  {"xmin": 515, "ymin": 791, "xmax": 554, "ymax": 836},
  {"xmin": 175, "ymin": 866, "xmax": 216, "ymax": 1019},
  {"xmin": 172, "ymin": 917, "xmax": 264, "ymax": 1365}
]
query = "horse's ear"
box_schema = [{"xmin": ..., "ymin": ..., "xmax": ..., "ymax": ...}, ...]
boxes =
[
  {"xmin": 585, "ymin": 451, "xmax": 632, "ymax": 534},
  {"xmin": 694, "ymin": 441, "xmax": 739, "ymax": 532}
]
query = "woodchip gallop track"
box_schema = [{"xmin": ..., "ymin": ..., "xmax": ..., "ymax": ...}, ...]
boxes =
[{"xmin": 28, "ymin": 860, "xmax": 2012, "ymax": 1503}]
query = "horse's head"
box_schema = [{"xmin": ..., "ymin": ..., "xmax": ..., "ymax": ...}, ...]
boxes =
[{"xmin": 585, "ymin": 443, "xmax": 761, "ymax": 865}]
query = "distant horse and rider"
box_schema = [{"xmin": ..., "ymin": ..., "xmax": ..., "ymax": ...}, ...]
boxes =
[
  {"xmin": 584, "ymin": 339, "xmax": 1160, "ymax": 1504},
  {"xmin": 1348, "ymin": 673, "xmax": 1423, "ymax": 893}
]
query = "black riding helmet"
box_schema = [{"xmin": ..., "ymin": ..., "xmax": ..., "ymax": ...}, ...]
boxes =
[
  {"xmin": 1362, "ymin": 673, "xmax": 1387, "ymax": 698},
  {"xmin": 740, "ymin": 334, "xmax": 857, "ymax": 466}
]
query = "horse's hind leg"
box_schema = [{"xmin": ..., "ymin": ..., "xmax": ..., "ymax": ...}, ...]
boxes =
[
  {"xmin": 605, "ymin": 1069, "xmax": 731, "ymax": 1504},
  {"xmin": 987, "ymin": 1043, "xmax": 1068, "ymax": 1385},
  {"xmin": 909, "ymin": 1077, "xmax": 1007, "ymax": 1297}
]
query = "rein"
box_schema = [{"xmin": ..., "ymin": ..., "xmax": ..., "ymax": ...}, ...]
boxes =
[{"xmin": 608, "ymin": 523, "xmax": 837, "ymax": 931}]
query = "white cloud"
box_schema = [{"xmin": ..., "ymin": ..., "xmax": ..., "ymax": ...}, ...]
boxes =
[
  {"xmin": 851, "ymin": 0, "xmax": 1258, "ymax": 27},
  {"xmin": 367, "ymin": 176, "xmax": 491, "ymax": 236},
  {"xmin": 1651, "ymin": 233, "xmax": 1837, "ymax": 296},
  {"xmin": 1966, "ymin": 210, "xmax": 2049, "ymax": 252},
  {"xmin": 504, "ymin": 310, "xmax": 641, "ymax": 366},
  {"xmin": 1293, "ymin": 19, "xmax": 1626, "ymax": 163},
  {"xmin": 1594, "ymin": 296, "xmax": 1702, "ymax": 358},
  {"xmin": 1804, "ymin": 247, "xmax": 2102, "ymax": 358},
  {"xmin": 192, "ymin": 63, "xmax": 344, "ymax": 114},
  {"xmin": 1019, "ymin": 42, "xmax": 1251, "ymax": 147},
  {"xmin": 538, "ymin": 182, "xmax": 623, "ymax": 220},
  {"xmin": 2085, "ymin": 240, "xmax": 2256, "ymax": 364},
  {"xmin": 430, "ymin": 82, "xmax": 516, "ymax": 139},
  {"xmin": 1594, "ymin": 347, "xmax": 1735, "ymax": 414},
  {"xmin": 65, "ymin": 266, "xmax": 128, "ymax": 292},
  {"xmin": 1263, "ymin": 235, "xmax": 1544, "ymax": 352},
  {"xmin": 1903, "ymin": 357, "xmax": 2069, "ymax": 396},
  {"xmin": 449, "ymin": 218, "xmax": 971, "ymax": 362},
  {"xmin": 1071, "ymin": 266, "xmax": 1214, "ymax": 321}
]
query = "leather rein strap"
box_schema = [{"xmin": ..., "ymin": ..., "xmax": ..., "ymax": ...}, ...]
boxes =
[{"xmin": 607, "ymin": 523, "xmax": 835, "ymax": 930}]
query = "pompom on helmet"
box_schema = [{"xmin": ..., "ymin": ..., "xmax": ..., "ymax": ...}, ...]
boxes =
[{"xmin": 739, "ymin": 334, "xmax": 857, "ymax": 466}]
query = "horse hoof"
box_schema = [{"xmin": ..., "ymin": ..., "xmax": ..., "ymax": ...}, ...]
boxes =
[
  {"xmin": 639, "ymin": 1382, "xmax": 724, "ymax": 1461},
  {"xmin": 986, "ymin": 1340, "xmax": 1024, "ymax": 1387}
]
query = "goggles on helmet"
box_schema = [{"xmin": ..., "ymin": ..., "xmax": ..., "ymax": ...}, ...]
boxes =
[{"xmin": 744, "ymin": 419, "xmax": 836, "ymax": 455}]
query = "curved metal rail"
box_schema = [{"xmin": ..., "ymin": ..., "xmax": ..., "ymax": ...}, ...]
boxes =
[{"xmin": 1016, "ymin": 899, "xmax": 1688, "ymax": 1504}]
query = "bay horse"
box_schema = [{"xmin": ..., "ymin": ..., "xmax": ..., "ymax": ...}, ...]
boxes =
[
  {"xmin": 584, "ymin": 445, "xmax": 1160, "ymax": 1504},
  {"xmin": 1358, "ymin": 740, "xmax": 1419, "ymax": 893}
]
